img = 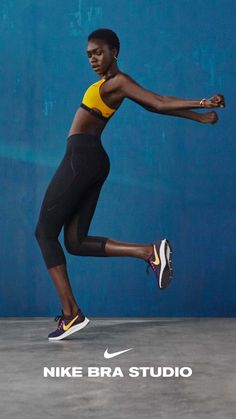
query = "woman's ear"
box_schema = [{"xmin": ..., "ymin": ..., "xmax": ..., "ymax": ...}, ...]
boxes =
[{"xmin": 112, "ymin": 47, "xmax": 118, "ymax": 59}]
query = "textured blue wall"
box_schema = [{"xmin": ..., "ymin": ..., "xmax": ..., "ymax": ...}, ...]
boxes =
[{"xmin": 0, "ymin": 0, "xmax": 235, "ymax": 316}]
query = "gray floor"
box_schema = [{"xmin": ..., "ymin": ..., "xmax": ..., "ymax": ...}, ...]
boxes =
[{"xmin": 0, "ymin": 318, "xmax": 235, "ymax": 419}]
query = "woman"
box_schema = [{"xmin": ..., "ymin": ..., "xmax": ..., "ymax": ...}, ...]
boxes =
[{"xmin": 35, "ymin": 28, "xmax": 225, "ymax": 341}]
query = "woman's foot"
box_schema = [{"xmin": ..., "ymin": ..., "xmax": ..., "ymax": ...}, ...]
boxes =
[
  {"xmin": 145, "ymin": 239, "xmax": 173, "ymax": 289},
  {"xmin": 48, "ymin": 308, "xmax": 90, "ymax": 341}
]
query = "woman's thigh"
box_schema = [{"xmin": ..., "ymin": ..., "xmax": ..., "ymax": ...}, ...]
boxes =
[
  {"xmin": 63, "ymin": 179, "xmax": 105, "ymax": 246},
  {"xmin": 36, "ymin": 141, "xmax": 110, "ymax": 238},
  {"xmin": 36, "ymin": 154, "xmax": 92, "ymax": 237}
]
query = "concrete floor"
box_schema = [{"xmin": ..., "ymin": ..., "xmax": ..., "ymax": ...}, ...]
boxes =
[{"xmin": 0, "ymin": 318, "xmax": 235, "ymax": 419}]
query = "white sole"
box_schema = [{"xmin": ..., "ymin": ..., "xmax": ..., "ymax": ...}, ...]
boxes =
[
  {"xmin": 159, "ymin": 239, "xmax": 167, "ymax": 288},
  {"xmin": 48, "ymin": 317, "xmax": 90, "ymax": 341},
  {"xmin": 159, "ymin": 239, "xmax": 172, "ymax": 288}
]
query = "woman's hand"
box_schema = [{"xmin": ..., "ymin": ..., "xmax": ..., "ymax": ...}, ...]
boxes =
[
  {"xmin": 200, "ymin": 94, "xmax": 225, "ymax": 109},
  {"xmin": 199, "ymin": 111, "xmax": 219, "ymax": 124}
]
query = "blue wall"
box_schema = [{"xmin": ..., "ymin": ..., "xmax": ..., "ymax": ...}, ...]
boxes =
[{"xmin": 0, "ymin": 0, "xmax": 235, "ymax": 316}]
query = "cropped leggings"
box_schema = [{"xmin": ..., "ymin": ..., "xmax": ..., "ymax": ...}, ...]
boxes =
[{"xmin": 35, "ymin": 133, "xmax": 110, "ymax": 269}]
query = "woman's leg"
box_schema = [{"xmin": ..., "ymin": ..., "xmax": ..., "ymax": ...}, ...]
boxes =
[
  {"xmin": 104, "ymin": 240, "xmax": 153, "ymax": 260},
  {"xmin": 63, "ymin": 177, "xmax": 173, "ymax": 290},
  {"xmin": 63, "ymin": 180, "xmax": 153, "ymax": 261},
  {"xmin": 48, "ymin": 264, "xmax": 79, "ymax": 318},
  {"xmin": 34, "ymin": 147, "xmax": 91, "ymax": 318},
  {"xmin": 35, "ymin": 212, "xmax": 79, "ymax": 317}
]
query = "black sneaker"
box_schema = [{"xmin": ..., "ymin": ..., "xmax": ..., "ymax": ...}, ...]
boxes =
[
  {"xmin": 48, "ymin": 309, "xmax": 90, "ymax": 341},
  {"xmin": 146, "ymin": 239, "xmax": 173, "ymax": 289}
]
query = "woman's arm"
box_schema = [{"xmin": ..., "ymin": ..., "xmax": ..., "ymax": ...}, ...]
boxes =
[
  {"xmin": 118, "ymin": 73, "xmax": 225, "ymax": 112},
  {"xmin": 157, "ymin": 109, "xmax": 219, "ymax": 124},
  {"xmin": 141, "ymin": 102, "xmax": 219, "ymax": 124}
]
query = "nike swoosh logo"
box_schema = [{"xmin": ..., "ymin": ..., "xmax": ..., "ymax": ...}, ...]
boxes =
[
  {"xmin": 63, "ymin": 315, "xmax": 79, "ymax": 331},
  {"xmin": 104, "ymin": 348, "xmax": 133, "ymax": 359},
  {"xmin": 47, "ymin": 204, "xmax": 57, "ymax": 211},
  {"xmin": 153, "ymin": 245, "xmax": 160, "ymax": 265}
]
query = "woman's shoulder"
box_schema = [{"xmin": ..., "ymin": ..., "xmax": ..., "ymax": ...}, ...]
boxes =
[
  {"xmin": 112, "ymin": 71, "xmax": 138, "ymax": 91},
  {"xmin": 116, "ymin": 71, "xmax": 132, "ymax": 83}
]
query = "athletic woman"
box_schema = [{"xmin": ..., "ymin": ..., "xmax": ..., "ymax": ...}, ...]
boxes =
[{"xmin": 35, "ymin": 28, "xmax": 225, "ymax": 340}]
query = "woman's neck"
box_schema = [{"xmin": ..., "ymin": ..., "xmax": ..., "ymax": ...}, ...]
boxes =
[{"xmin": 100, "ymin": 63, "xmax": 120, "ymax": 80}]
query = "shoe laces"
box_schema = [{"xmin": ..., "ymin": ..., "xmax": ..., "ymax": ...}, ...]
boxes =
[
  {"xmin": 54, "ymin": 314, "xmax": 64, "ymax": 329},
  {"xmin": 54, "ymin": 314, "xmax": 63, "ymax": 321},
  {"xmin": 146, "ymin": 260, "xmax": 157, "ymax": 274}
]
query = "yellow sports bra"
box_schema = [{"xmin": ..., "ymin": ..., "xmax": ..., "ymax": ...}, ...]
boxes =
[{"xmin": 80, "ymin": 74, "xmax": 117, "ymax": 122}]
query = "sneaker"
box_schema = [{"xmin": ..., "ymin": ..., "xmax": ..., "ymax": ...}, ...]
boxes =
[
  {"xmin": 146, "ymin": 238, "xmax": 173, "ymax": 289},
  {"xmin": 48, "ymin": 309, "xmax": 90, "ymax": 341}
]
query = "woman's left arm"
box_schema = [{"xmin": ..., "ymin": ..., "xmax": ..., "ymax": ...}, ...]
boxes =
[
  {"xmin": 140, "ymin": 101, "xmax": 219, "ymax": 124},
  {"xmin": 157, "ymin": 108, "xmax": 219, "ymax": 124}
]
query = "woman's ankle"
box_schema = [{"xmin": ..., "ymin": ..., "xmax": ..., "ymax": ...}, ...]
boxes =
[
  {"xmin": 62, "ymin": 305, "xmax": 79, "ymax": 319},
  {"xmin": 143, "ymin": 244, "xmax": 153, "ymax": 261}
]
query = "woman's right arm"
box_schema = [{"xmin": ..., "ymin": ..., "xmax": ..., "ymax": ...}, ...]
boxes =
[{"xmin": 118, "ymin": 73, "xmax": 225, "ymax": 112}]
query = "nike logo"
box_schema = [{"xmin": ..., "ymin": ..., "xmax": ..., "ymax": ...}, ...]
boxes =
[
  {"xmin": 104, "ymin": 348, "xmax": 133, "ymax": 359},
  {"xmin": 63, "ymin": 315, "xmax": 79, "ymax": 331},
  {"xmin": 153, "ymin": 244, "xmax": 160, "ymax": 265},
  {"xmin": 47, "ymin": 204, "xmax": 57, "ymax": 211}
]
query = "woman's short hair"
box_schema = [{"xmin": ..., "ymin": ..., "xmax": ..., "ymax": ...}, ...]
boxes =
[{"xmin": 88, "ymin": 28, "xmax": 120, "ymax": 56}]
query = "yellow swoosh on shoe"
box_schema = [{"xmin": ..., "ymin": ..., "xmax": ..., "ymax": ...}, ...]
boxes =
[
  {"xmin": 153, "ymin": 245, "xmax": 160, "ymax": 265},
  {"xmin": 63, "ymin": 314, "xmax": 79, "ymax": 331}
]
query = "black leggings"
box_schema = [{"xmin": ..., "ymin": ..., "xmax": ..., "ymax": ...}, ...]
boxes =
[{"xmin": 35, "ymin": 133, "xmax": 110, "ymax": 269}]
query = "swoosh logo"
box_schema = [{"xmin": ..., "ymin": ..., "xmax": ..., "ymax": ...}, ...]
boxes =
[
  {"xmin": 63, "ymin": 315, "xmax": 79, "ymax": 331},
  {"xmin": 47, "ymin": 204, "xmax": 57, "ymax": 211},
  {"xmin": 153, "ymin": 245, "xmax": 160, "ymax": 265},
  {"xmin": 104, "ymin": 348, "xmax": 133, "ymax": 359}
]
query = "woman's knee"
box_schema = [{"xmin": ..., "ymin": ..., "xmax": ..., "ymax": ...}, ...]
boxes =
[
  {"xmin": 34, "ymin": 220, "xmax": 52, "ymax": 242},
  {"xmin": 64, "ymin": 232, "xmax": 86, "ymax": 254}
]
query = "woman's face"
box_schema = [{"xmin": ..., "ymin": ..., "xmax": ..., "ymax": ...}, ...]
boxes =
[{"xmin": 86, "ymin": 39, "xmax": 114, "ymax": 75}]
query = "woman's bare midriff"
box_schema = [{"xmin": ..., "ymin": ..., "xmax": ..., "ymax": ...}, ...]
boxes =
[{"xmin": 67, "ymin": 107, "xmax": 107, "ymax": 137}]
